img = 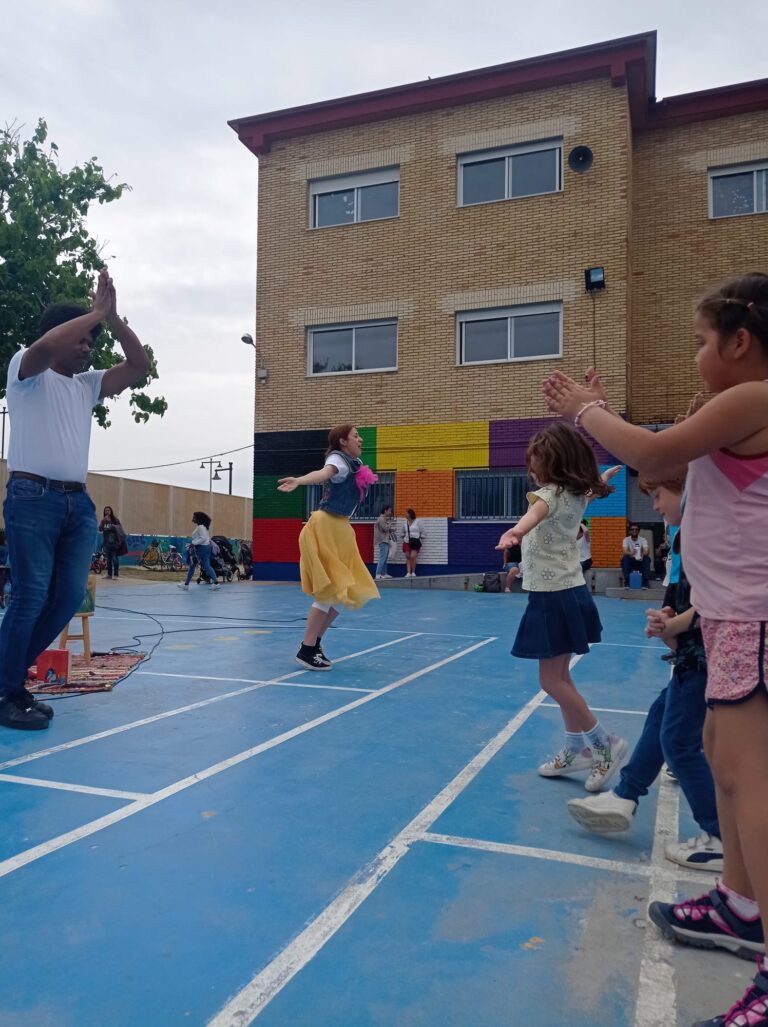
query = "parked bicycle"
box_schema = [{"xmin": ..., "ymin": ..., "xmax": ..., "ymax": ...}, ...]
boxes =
[
  {"xmin": 139, "ymin": 541, "xmax": 183, "ymax": 571},
  {"xmin": 90, "ymin": 551, "xmax": 108, "ymax": 575}
]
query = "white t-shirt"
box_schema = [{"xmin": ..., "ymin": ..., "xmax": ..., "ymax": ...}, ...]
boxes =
[
  {"xmin": 623, "ymin": 535, "xmax": 649, "ymax": 560},
  {"xmin": 6, "ymin": 349, "xmax": 105, "ymax": 482},
  {"xmin": 577, "ymin": 530, "xmax": 591, "ymax": 563},
  {"xmin": 190, "ymin": 524, "xmax": 211, "ymax": 547},
  {"xmin": 406, "ymin": 519, "xmax": 424, "ymax": 540},
  {"xmin": 521, "ymin": 485, "xmax": 587, "ymax": 592},
  {"xmin": 324, "ymin": 453, "xmax": 351, "ymax": 483}
]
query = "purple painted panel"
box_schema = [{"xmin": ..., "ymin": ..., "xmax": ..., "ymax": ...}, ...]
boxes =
[{"xmin": 489, "ymin": 416, "xmax": 617, "ymax": 467}]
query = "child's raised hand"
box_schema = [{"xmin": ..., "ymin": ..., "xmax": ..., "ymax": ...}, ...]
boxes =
[
  {"xmin": 542, "ymin": 371, "xmax": 595, "ymax": 420},
  {"xmin": 496, "ymin": 529, "xmax": 521, "ymax": 550},
  {"xmin": 277, "ymin": 477, "xmax": 298, "ymax": 493},
  {"xmin": 601, "ymin": 464, "xmax": 623, "ymax": 482}
]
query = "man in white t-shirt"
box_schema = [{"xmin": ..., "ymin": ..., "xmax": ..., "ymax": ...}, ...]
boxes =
[
  {"xmin": 0, "ymin": 268, "xmax": 150, "ymax": 731},
  {"xmin": 621, "ymin": 523, "xmax": 651, "ymax": 588}
]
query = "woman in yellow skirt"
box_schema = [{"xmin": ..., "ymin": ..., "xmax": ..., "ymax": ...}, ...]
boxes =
[{"xmin": 278, "ymin": 424, "xmax": 379, "ymax": 670}]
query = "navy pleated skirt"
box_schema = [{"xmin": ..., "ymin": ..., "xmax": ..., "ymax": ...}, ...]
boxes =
[{"xmin": 512, "ymin": 584, "xmax": 602, "ymax": 659}]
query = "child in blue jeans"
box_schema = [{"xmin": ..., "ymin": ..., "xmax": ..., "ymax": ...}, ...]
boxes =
[{"xmin": 567, "ymin": 470, "xmax": 722, "ymax": 871}]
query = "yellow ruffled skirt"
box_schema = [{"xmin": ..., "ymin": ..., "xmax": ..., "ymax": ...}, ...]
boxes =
[{"xmin": 299, "ymin": 511, "xmax": 380, "ymax": 610}]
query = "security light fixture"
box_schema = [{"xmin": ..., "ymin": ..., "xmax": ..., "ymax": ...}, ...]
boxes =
[
  {"xmin": 241, "ymin": 333, "xmax": 255, "ymax": 347},
  {"xmin": 584, "ymin": 267, "xmax": 606, "ymax": 292}
]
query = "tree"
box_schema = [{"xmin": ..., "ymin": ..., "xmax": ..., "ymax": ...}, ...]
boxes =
[{"xmin": 0, "ymin": 119, "xmax": 166, "ymax": 426}]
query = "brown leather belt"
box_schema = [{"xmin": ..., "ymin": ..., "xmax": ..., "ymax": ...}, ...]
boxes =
[{"xmin": 9, "ymin": 471, "xmax": 86, "ymax": 493}]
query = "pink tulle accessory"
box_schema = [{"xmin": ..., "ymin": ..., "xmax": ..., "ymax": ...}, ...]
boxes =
[{"xmin": 355, "ymin": 464, "xmax": 378, "ymax": 498}]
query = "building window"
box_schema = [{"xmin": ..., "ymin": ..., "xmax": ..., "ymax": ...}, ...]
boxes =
[
  {"xmin": 709, "ymin": 162, "xmax": 768, "ymax": 219},
  {"xmin": 457, "ymin": 303, "xmax": 562, "ymax": 366},
  {"xmin": 458, "ymin": 141, "xmax": 562, "ymax": 207},
  {"xmin": 456, "ymin": 469, "xmax": 530, "ymax": 520},
  {"xmin": 307, "ymin": 471, "xmax": 395, "ymax": 522},
  {"xmin": 308, "ymin": 319, "xmax": 397, "ymax": 376},
  {"xmin": 309, "ymin": 168, "xmax": 399, "ymax": 228}
]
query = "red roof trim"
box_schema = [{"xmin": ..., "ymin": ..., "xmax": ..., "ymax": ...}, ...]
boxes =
[
  {"xmin": 229, "ymin": 33, "xmax": 656, "ymax": 155},
  {"xmin": 648, "ymin": 77, "xmax": 768, "ymax": 128}
]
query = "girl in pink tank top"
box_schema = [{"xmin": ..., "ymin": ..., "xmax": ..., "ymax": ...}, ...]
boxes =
[{"xmin": 543, "ymin": 272, "xmax": 768, "ymax": 1027}]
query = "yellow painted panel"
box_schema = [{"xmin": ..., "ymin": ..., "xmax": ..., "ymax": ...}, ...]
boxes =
[{"xmin": 377, "ymin": 421, "xmax": 488, "ymax": 471}]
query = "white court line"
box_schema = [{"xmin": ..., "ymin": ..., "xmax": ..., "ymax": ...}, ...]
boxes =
[
  {"xmin": 599, "ymin": 642, "xmax": 663, "ymax": 650},
  {"xmin": 540, "ymin": 702, "xmax": 648, "ymax": 717},
  {"xmin": 0, "ymin": 637, "xmax": 496, "ymax": 882},
  {"xmin": 0, "ymin": 773, "xmax": 146, "ymax": 801},
  {"xmin": 0, "ymin": 633, "xmax": 419, "ymax": 773},
  {"xmin": 206, "ymin": 658, "xmax": 569, "ymax": 1027},
  {"xmin": 138, "ymin": 673, "xmax": 373, "ymax": 694},
  {"xmin": 420, "ymin": 831, "xmax": 706, "ymax": 889},
  {"xmin": 633, "ymin": 767, "xmax": 681, "ymax": 1027}
]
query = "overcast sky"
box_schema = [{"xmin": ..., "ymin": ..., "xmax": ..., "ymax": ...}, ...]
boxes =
[{"xmin": 2, "ymin": 0, "xmax": 766, "ymax": 497}]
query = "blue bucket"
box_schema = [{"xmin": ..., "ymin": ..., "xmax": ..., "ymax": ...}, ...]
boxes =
[{"xmin": 629, "ymin": 570, "xmax": 643, "ymax": 590}]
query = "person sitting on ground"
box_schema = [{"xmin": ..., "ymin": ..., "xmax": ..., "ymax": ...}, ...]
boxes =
[
  {"xmin": 566, "ymin": 469, "xmax": 722, "ymax": 872},
  {"xmin": 502, "ymin": 543, "xmax": 522, "ymax": 592},
  {"xmin": 621, "ymin": 522, "xmax": 651, "ymax": 588}
]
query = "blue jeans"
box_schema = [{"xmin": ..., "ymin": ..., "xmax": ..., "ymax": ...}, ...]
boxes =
[
  {"xmin": 185, "ymin": 545, "xmax": 219, "ymax": 585},
  {"xmin": 0, "ymin": 478, "xmax": 97, "ymax": 699},
  {"xmin": 614, "ymin": 664, "xmax": 719, "ymax": 837},
  {"xmin": 375, "ymin": 542, "xmax": 390, "ymax": 577}
]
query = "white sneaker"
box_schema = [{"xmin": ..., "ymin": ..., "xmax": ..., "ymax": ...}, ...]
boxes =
[
  {"xmin": 210, "ymin": 583, "xmax": 221, "ymax": 591},
  {"xmin": 176, "ymin": 583, "xmax": 189, "ymax": 590},
  {"xmin": 665, "ymin": 832, "xmax": 723, "ymax": 873},
  {"xmin": 567, "ymin": 790, "xmax": 637, "ymax": 833},
  {"xmin": 375, "ymin": 575, "xmax": 383, "ymax": 580},
  {"xmin": 382, "ymin": 574, "xmax": 393, "ymax": 579},
  {"xmin": 538, "ymin": 747, "xmax": 593, "ymax": 778},
  {"xmin": 584, "ymin": 737, "xmax": 629, "ymax": 792}
]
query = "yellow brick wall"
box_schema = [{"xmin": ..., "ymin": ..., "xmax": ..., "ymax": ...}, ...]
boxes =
[
  {"xmin": 630, "ymin": 112, "xmax": 768, "ymax": 423},
  {"xmin": 254, "ymin": 78, "xmax": 633, "ymax": 433}
]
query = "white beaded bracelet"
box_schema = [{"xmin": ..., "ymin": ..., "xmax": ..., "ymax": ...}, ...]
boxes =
[{"xmin": 574, "ymin": 399, "xmax": 606, "ymax": 427}]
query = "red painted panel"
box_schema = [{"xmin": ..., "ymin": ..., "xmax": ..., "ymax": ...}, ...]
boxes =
[
  {"xmin": 252, "ymin": 518, "xmax": 303, "ymax": 564},
  {"xmin": 352, "ymin": 522, "xmax": 374, "ymax": 563}
]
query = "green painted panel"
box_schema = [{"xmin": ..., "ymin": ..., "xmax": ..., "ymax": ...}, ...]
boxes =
[{"xmin": 253, "ymin": 475, "xmax": 305, "ymax": 519}]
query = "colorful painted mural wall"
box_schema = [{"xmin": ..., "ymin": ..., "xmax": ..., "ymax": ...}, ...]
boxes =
[{"xmin": 252, "ymin": 418, "xmax": 627, "ymax": 580}]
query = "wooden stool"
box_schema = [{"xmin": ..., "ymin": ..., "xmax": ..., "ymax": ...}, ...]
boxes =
[{"xmin": 59, "ymin": 614, "xmax": 92, "ymax": 665}]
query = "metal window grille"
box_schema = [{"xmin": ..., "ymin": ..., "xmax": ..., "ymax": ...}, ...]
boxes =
[
  {"xmin": 306, "ymin": 471, "xmax": 395, "ymax": 522},
  {"xmin": 455, "ymin": 469, "xmax": 530, "ymax": 520}
]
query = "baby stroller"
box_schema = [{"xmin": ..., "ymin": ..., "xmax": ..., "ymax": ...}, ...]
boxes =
[
  {"xmin": 211, "ymin": 536, "xmax": 240, "ymax": 581},
  {"xmin": 238, "ymin": 540, "xmax": 253, "ymax": 580},
  {"xmin": 195, "ymin": 537, "xmax": 234, "ymax": 584}
]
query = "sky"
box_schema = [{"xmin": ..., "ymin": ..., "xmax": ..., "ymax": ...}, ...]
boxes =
[{"xmin": 2, "ymin": 0, "xmax": 766, "ymax": 497}]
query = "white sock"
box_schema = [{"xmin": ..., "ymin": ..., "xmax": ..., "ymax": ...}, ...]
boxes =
[{"xmin": 564, "ymin": 731, "xmax": 586, "ymax": 755}]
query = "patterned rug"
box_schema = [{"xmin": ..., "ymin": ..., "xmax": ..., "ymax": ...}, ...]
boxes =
[{"xmin": 28, "ymin": 653, "xmax": 147, "ymax": 695}]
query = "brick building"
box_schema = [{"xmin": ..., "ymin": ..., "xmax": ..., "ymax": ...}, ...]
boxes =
[{"xmin": 230, "ymin": 31, "xmax": 768, "ymax": 579}]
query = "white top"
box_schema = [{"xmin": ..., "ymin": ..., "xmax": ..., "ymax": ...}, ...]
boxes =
[
  {"xmin": 6, "ymin": 349, "xmax": 105, "ymax": 482},
  {"xmin": 577, "ymin": 530, "xmax": 591, "ymax": 563},
  {"xmin": 325, "ymin": 453, "xmax": 350, "ymax": 483},
  {"xmin": 190, "ymin": 524, "xmax": 211, "ymax": 546},
  {"xmin": 521, "ymin": 485, "xmax": 587, "ymax": 592},
  {"xmin": 406, "ymin": 519, "xmax": 424, "ymax": 540},
  {"xmin": 622, "ymin": 535, "xmax": 649, "ymax": 560}
]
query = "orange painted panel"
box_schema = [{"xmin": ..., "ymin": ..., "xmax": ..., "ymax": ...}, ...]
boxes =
[{"xmin": 394, "ymin": 470, "xmax": 454, "ymax": 519}]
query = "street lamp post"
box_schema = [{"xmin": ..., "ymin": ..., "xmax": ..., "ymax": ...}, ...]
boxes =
[{"xmin": 200, "ymin": 458, "xmax": 224, "ymax": 500}]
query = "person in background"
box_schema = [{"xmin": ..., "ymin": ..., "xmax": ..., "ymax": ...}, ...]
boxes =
[
  {"xmin": 98, "ymin": 505, "xmax": 125, "ymax": 580},
  {"xmin": 502, "ymin": 542, "xmax": 522, "ymax": 592},
  {"xmin": 621, "ymin": 522, "xmax": 651, "ymax": 588},
  {"xmin": 373, "ymin": 503, "xmax": 396, "ymax": 580},
  {"xmin": 177, "ymin": 512, "xmax": 220, "ymax": 591},
  {"xmin": 655, "ymin": 532, "xmax": 671, "ymax": 582},
  {"xmin": 403, "ymin": 508, "xmax": 424, "ymax": 578},
  {"xmin": 577, "ymin": 519, "xmax": 592, "ymax": 574}
]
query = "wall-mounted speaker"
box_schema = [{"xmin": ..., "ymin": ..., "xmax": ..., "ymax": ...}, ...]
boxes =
[{"xmin": 567, "ymin": 146, "xmax": 594, "ymax": 173}]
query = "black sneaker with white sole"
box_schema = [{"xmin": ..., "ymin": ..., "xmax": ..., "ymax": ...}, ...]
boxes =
[
  {"xmin": 0, "ymin": 693, "xmax": 50, "ymax": 730},
  {"xmin": 314, "ymin": 641, "xmax": 332, "ymax": 669},
  {"xmin": 295, "ymin": 644, "xmax": 332, "ymax": 672}
]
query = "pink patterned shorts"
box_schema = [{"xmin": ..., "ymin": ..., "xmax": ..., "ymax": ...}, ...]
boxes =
[{"xmin": 700, "ymin": 618, "xmax": 768, "ymax": 704}]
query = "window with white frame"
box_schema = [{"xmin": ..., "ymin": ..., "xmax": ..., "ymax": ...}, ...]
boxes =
[
  {"xmin": 457, "ymin": 303, "xmax": 562, "ymax": 366},
  {"xmin": 458, "ymin": 140, "xmax": 562, "ymax": 207},
  {"xmin": 308, "ymin": 319, "xmax": 397, "ymax": 376},
  {"xmin": 309, "ymin": 167, "xmax": 399, "ymax": 228},
  {"xmin": 709, "ymin": 162, "xmax": 768, "ymax": 219}
]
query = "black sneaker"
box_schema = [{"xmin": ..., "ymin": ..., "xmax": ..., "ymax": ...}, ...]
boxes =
[
  {"xmin": 648, "ymin": 887, "xmax": 765, "ymax": 961},
  {"xmin": 21, "ymin": 689, "xmax": 54, "ymax": 720},
  {"xmin": 295, "ymin": 645, "xmax": 332, "ymax": 672},
  {"xmin": 314, "ymin": 639, "xmax": 332, "ymax": 669},
  {"xmin": 0, "ymin": 693, "xmax": 50, "ymax": 730},
  {"xmin": 692, "ymin": 963, "xmax": 768, "ymax": 1026}
]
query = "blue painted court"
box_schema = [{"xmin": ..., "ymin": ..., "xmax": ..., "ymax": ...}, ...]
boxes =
[{"xmin": 0, "ymin": 584, "xmax": 747, "ymax": 1026}]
